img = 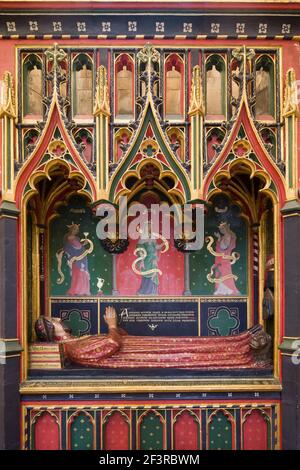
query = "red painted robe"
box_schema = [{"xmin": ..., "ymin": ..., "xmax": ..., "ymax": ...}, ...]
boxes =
[
  {"xmin": 60, "ymin": 328, "xmax": 266, "ymax": 370},
  {"xmin": 64, "ymin": 236, "xmax": 90, "ymax": 296},
  {"xmin": 213, "ymin": 233, "xmax": 240, "ymax": 296}
]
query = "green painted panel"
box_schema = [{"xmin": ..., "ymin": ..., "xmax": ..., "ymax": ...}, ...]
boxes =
[
  {"xmin": 238, "ymin": 126, "xmax": 246, "ymax": 139},
  {"xmin": 209, "ymin": 410, "xmax": 233, "ymax": 450},
  {"xmin": 50, "ymin": 195, "xmax": 112, "ymax": 296},
  {"xmin": 190, "ymin": 195, "xmax": 247, "ymax": 296},
  {"xmin": 62, "ymin": 309, "xmax": 91, "ymax": 336},
  {"xmin": 71, "ymin": 413, "xmax": 94, "ymax": 450},
  {"xmin": 139, "ymin": 412, "xmax": 164, "ymax": 450},
  {"xmin": 224, "ymin": 152, "xmax": 235, "ymax": 165},
  {"xmin": 208, "ymin": 307, "xmax": 239, "ymax": 335},
  {"xmin": 249, "ymin": 152, "xmax": 260, "ymax": 165}
]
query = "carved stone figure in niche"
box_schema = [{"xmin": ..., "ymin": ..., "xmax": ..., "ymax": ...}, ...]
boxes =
[
  {"xmin": 166, "ymin": 66, "xmax": 182, "ymax": 117},
  {"xmin": 206, "ymin": 64, "xmax": 223, "ymax": 115},
  {"xmin": 35, "ymin": 307, "xmax": 272, "ymax": 369},
  {"xmin": 206, "ymin": 221, "xmax": 241, "ymax": 295},
  {"xmin": 117, "ymin": 65, "xmax": 133, "ymax": 116},
  {"xmin": 27, "ymin": 65, "xmax": 43, "ymax": 116},
  {"xmin": 75, "ymin": 64, "xmax": 93, "ymax": 116},
  {"xmin": 256, "ymin": 67, "xmax": 271, "ymax": 116},
  {"xmin": 56, "ymin": 223, "xmax": 94, "ymax": 295}
]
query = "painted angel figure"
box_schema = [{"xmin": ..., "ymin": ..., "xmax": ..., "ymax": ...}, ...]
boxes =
[{"xmin": 56, "ymin": 223, "xmax": 94, "ymax": 296}]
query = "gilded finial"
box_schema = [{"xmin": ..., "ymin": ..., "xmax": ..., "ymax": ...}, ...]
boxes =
[
  {"xmin": 44, "ymin": 43, "xmax": 67, "ymax": 95},
  {"xmin": 137, "ymin": 43, "xmax": 160, "ymax": 95},
  {"xmin": 94, "ymin": 65, "xmax": 110, "ymax": 116},
  {"xmin": 0, "ymin": 71, "xmax": 16, "ymax": 119},
  {"xmin": 45, "ymin": 43, "xmax": 67, "ymax": 70},
  {"xmin": 137, "ymin": 43, "xmax": 160, "ymax": 66},
  {"xmin": 188, "ymin": 65, "xmax": 204, "ymax": 116},
  {"xmin": 283, "ymin": 68, "xmax": 299, "ymax": 117}
]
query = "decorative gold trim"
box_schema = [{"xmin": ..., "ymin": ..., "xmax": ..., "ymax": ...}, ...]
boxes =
[
  {"xmin": 282, "ymin": 336, "xmax": 300, "ymax": 340},
  {"xmin": 20, "ymin": 378, "xmax": 282, "ymax": 394},
  {"xmin": 0, "ymin": 338, "xmax": 20, "ymax": 342},
  {"xmin": 0, "ymin": 214, "xmax": 18, "ymax": 220},
  {"xmin": 282, "ymin": 212, "xmax": 300, "ymax": 218}
]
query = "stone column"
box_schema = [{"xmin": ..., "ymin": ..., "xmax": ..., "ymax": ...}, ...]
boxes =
[
  {"xmin": 0, "ymin": 202, "xmax": 22, "ymax": 449},
  {"xmin": 0, "ymin": 71, "xmax": 21, "ymax": 449},
  {"xmin": 279, "ymin": 200, "xmax": 300, "ymax": 450}
]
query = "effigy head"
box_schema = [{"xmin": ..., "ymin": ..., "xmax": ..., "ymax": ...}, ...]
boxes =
[
  {"xmin": 35, "ymin": 316, "xmax": 72, "ymax": 342},
  {"xmin": 249, "ymin": 325, "xmax": 272, "ymax": 367},
  {"xmin": 250, "ymin": 328, "xmax": 271, "ymax": 350},
  {"xmin": 35, "ymin": 316, "xmax": 55, "ymax": 342}
]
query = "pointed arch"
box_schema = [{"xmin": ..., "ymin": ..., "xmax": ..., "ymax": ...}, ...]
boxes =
[
  {"xmin": 115, "ymin": 53, "xmax": 134, "ymax": 120},
  {"xmin": 242, "ymin": 408, "xmax": 271, "ymax": 450},
  {"xmin": 255, "ymin": 54, "xmax": 275, "ymax": 119},
  {"xmin": 102, "ymin": 410, "xmax": 130, "ymax": 450},
  {"xmin": 203, "ymin": 101, "xmax": 286, "ymax": 205},
  {"xmin": 32, "ymin": 410, "xmax": 60, "ymax": 450},
  {"xmin": 172, "ymin": 409, "xmax": 200, "ymax": 450},
  {"xmin": 14, "ymin": 99, "xmax": 96, "ymax": 208},
  {"xmin": 67, "ymin": 410, "xmax": 95, "ymax": 450},
  {"xmin": 22, "ymin": 53, "xmax": 43, "ymax": 119},
  {"xmin": 164, "ymin": 53, "xmax": 184, "ymax": 120},
  {"xmin": 72, "ymin": 52, "xmax": 94, "ymax": 119},
  {"xmin": 116, "ymin": 157, "xmax": 185, "ymax": 207},
  {"xmin": 109, "ymin": 98, "xmax": 191, "ymax": 203},
  {"xmin": 137, "ymin": 409, "xmax": 166, "ymax": 450},
  {"xmin": 207, "ymin": 409, "xmax": 235, "ymax": 450},
  {"xmin": 205, "ymin": 53, "xmax": 226, "ymax": 118}
]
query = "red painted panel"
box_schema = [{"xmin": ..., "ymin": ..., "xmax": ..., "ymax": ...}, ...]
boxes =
[
  {"xmin": 103, "ymin": 411, "xmax": 129, "ymax": 450},
  {"xmin": 173, "ymin": 410, "xmax": 199, "ymax": 450},
  {"xmin": 243, "ymin": 410, "xmax": 268, "ymax": 450},
  {"xmin": 34, "ymin": 412, "xmax": 60, "ymax": 450},
  {"xmin": 116, "ymin": 230, "xmax": 184, "ymax": 295}
]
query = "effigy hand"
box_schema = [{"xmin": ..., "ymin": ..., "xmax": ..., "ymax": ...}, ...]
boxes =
[{"xmin": 104, "ymin": 306, "xmax": 118, "ymax": 330}]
